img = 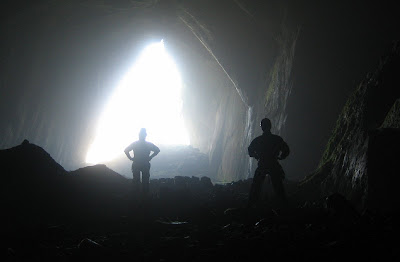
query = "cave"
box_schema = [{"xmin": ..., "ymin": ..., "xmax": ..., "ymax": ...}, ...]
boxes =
[
  {"xmin": 1, "ymin": 0, "xmax": 400, "ymax": 260},
  {"xmin": 2, "ymin": 0, "xmax": 398, "ymax": 183},
  {"xmin": 1, "ymin": 0, "xmax": 303, "ymax": 183}
]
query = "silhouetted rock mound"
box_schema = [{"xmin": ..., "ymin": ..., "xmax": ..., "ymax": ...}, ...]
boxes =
[
  {"xmin": 66, "ymin": 164, "xmax": 130, "ymax": 219},
  {"xmin": 298, "ymin": 42, "xmax": 400, "ymax": 212},
  {"xmin": 0, "ymin": 139, "xmax": 66, "ymax": 183},
  {"xmin": 69, "ymin": 164, "xmax": 127, "ymax": 187},
  {"xmin": 0, "ymin": 140, "xmax": 68, "ymax": 235},
  {"xmin": 0, "ymin": 139, "xmax": 67, "ymax": 198},
  {"xmin": 0, "ymin": 141, "xmax": 131, "ymax": 235}
]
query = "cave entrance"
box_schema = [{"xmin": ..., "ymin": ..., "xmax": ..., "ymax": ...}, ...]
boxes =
[{"xmin": 86, "ymin": 40, "xmax": 190, "ymax": 164}]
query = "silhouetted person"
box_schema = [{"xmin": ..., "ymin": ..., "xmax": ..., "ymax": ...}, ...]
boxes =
[
  {"xmin": 248, "ymin": 118, "xmax": 290, "ymax": 207},
  {"xmin": 124, "ymin": 128, "xmax": 160, "ymax": 196}
]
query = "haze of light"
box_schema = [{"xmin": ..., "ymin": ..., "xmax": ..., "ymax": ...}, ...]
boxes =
[{"xmin": 86, "ymin": 41, "xmax": 190, "ymax": 164}]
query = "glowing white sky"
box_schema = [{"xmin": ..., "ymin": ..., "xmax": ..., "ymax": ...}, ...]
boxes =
[{"xmin": 86, "ymin": 40, "xmax": 190, "ymax": 164}]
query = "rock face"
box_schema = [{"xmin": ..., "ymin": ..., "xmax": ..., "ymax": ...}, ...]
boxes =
[
  {"xmin": 367, "ymin": 128, "xmax": 400, "ymax": 213},
  {"xmin": 172, "ymin": 1, "xmax": 299, "ymax": 181},
  {"xmin": 300, "ymin": 42, "xmax": 400, "ymax": 211}
]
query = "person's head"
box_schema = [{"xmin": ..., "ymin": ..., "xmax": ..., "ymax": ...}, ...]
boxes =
[
  {"xmin": 139, "ymin": 128, "xmax": 147, "ymax": 141},
  {"xmin": 260, "ymin": 118, "xmax": 272, "ymax": 132}
]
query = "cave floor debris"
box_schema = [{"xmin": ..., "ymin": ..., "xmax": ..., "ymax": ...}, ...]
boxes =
[{"xmin": 3, "ymin": 185, "xmax": 399, "ymax": 262}]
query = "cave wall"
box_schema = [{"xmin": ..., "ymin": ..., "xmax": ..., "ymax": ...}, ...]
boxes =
[
  {"xmin": 168, "ymin": 36, "xmax": 249, "ymax": 182},
  {"xmin": 170, "ymin": 0, "xmax": 299, "ymax": 182},
  {"xmin": 247, "ymin": 27, "xmax": 298, "ymax": 179},
  {"xmin": 182, "ymin": 61, "xmax": 248, "ymax": 182},
  {"xmin": 300, "ymin": 43, "xmax": 400, "ymax": 210}
]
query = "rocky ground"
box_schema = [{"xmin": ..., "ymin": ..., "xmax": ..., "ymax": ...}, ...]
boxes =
[
  {"xmin": 3, "ymin": 181, "xmax": 399, "ymax": 261},
  {"xmin": 1, "ymin": 141, "xmax": 399, "ymax": 261}
]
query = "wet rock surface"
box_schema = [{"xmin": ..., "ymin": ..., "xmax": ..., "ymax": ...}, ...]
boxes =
[
  {"xmin": 1, "ymin": 141, "xmax": 399, "ymax": 261},
  {"xmin": 299, "ymin": 42, "xmax": 400, "ymax": 211}
]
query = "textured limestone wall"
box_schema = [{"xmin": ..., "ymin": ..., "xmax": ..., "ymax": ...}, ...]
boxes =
[
  {"xmin": 174, "ymin": 0, "xmax": 299, "ymax": 182},
  {"xmin": 177, "ymin": 56, "xmax": 249, "ymax": 182},
  {"xmin": 247, "ymin": 28, "xmax": 299, "ymax": 179},
  {"xmin": 300, "ymin": 43, "xmax": 400, "ymax": 210}
]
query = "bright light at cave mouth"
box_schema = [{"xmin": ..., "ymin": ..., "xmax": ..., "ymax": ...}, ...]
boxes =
[{"xmin": 86, "ymin": 40, "xmax": 190, "ymax": 164}]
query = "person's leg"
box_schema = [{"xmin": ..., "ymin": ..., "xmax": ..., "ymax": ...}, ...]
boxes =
[
  {"xmin": 248, "ymin": 167, "xmax": 266, "ymax": 207},
  {"xmin": 141, "ymin": 163, "xmax": 151, "ymax": 196},
  {"xmin": 132, "ymin": 163, "xmax": 140, "ymax": 194},
  {"xmin": 270, "ymin": 164, "xmax": 287, "ymax": 206}
]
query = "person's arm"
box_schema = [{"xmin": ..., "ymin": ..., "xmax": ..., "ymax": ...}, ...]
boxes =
[
  {"xmin": 124, "ymin": 145, "xmax": 134, "ymax": 161},
  {"xmin": 248, "ymin": 139, "xmax": 259, "ymax": 160},
  {"xmin": 278, "ymin": 140, "xmax": 290, "ymax": 160},
  {"xmin": 149, "ymin": 144, "xmax": 160, "ymax": 161}
]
